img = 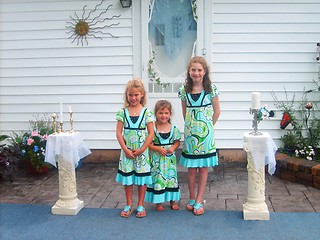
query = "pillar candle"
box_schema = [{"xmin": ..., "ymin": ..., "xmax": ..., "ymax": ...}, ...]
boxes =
[
  {"xmin": 59, "ymin": 97, "xmax": 63, "ymax": 123},
  {"xmin": 251, "ymin": 92, "xmax": 260, "ymax": 109}
]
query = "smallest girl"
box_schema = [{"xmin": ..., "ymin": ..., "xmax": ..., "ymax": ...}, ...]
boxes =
[
  {"xmin": 145, "ymin": 99, "xmax": 181, "ymax": 211},
  {"xmin": 115, "ymin": 79, "xmax": 154, "ymax": 218}
]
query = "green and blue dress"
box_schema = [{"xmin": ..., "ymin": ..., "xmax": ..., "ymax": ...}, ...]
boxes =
[
  {"xmin": 145, "ymin": 125, "xmax": 181, "ymax": 204},
  {"xmin": 178, "ymin": 84, "xmax": 220, "ymax": 168},
  {"xmin": 115, "ymin": 107, "xmax": 154, "ymax": 186}
]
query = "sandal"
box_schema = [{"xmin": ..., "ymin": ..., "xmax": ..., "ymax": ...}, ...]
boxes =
[
  {"xmin": 136, "ymin": 205, "xmax": 146, "ymax": 218},
  {"xmin": 186, "ymin": 199, "xmax": 196, "ymax": 211},
  {"xmin": 120, "ymin": 206, "xmax": 133, "ymax": 218},
  {"xmin": 193, "ymin": 202, "xmax": 204, "ymax": 216}
]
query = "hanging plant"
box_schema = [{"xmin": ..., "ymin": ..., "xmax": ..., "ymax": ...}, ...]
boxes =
[{"xmin": 148, "ymin": 51, "xmax": 170, "ymax": 88}]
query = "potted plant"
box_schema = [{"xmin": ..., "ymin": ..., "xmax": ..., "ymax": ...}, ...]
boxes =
[
  {"xmin": 12, "ymin": 114, "xmax": 55, "ymax": 174},
  {"xmin": 0, "ymin": 135, "xmax": 22, "ymax": 181},
  {"xmin": 272, "ymin": 86, "xmax": 319, "ymax": 161},
  {"xmin": 279, "ymin": 130, "xmax": 302, "ymax": 155},
  {"xmin": 272, "ymin": 43, "xmax": 319, "ymax": 161}
]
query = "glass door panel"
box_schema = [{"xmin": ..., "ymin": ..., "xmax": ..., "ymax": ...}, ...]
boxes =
[{"xmin": 148, "ymin": 0, "xmax": 198, "ymax": 91}]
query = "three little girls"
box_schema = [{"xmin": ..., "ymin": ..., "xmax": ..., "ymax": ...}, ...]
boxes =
[{"xmin": 116, "ymin": 56, "xmax": 220, "ymax": 218}]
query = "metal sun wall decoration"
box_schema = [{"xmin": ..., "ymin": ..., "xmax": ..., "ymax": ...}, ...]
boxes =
[{"xmin": 66, "ymin": 0, "xmax": 120, "ymax": 46}]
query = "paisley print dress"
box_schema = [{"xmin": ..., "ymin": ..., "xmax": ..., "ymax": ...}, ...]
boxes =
[
  {"xmin": 145, "ymin": 125, "xmax": 181, "ymax": 204},
  {"xmin": 115, "ymin": 107, "xmax": 154, "ymax": 185},
  {"xmin": 178, "ymin": 84, "xmax": 220, "ymax": 167}
]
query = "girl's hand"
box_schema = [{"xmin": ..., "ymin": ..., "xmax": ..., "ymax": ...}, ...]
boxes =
[
  {"xmin": 132, "ymin": 149, "xmax": 143, "ymax": 158},
  {"xmin": 158, "ymin": 147, "xmax": 167, "ymax": 156},
  {"xmin": 167, "ymin": 146, "xmax": 174, "ymax": 155},
  {"xmin": 124, "ymin": 149, "xmax": 135, "ymax": 159}
]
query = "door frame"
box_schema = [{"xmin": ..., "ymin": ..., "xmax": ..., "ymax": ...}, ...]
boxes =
[{"xmin": 133, "ymin": 0, "xmax": 212, "ymax": 92}]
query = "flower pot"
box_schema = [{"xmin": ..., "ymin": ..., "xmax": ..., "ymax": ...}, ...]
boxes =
[
  {"xmin": 283, "ymin": 148, "xmax": 295, "ymax": 156},
  {"xmin": 27, "ymin": 164, "xmax": 49, "ymax": 174},
  {"xmin": 24, "ymin": 157, "xmax": 49, "ymax": 174}
]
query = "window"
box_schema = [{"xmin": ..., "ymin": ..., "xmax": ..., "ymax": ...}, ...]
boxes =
[{"xmin": 149, "ymin": 0, "xmax": 197, "ymax": 78}]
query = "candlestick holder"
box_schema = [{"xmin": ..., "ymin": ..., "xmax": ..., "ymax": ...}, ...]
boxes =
[
  {"xmin": 69, "ymin": 112, "xmax": 76, "ymax": 133},
  {"xmin": 52, "ymin": 113, "xmax": 57, "ymax": 135},
  {"xmin": 249, "ymin": 108, "xmax": 262, "ymax": 136},
  {"xmin": 59, "ymin": 122, "xmax": 64, "ymax": 133}
]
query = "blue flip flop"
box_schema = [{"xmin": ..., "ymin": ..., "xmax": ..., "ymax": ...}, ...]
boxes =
[
  {"xmin": 193, "ymin": 202, "xmax": 204, "ymax": 216},
  {"xmin": 120, "ymin": 205, "xmax": 133, "ymax": 218},
  {"xmin": 186, "ymin": 199, "xmax": 196, "ymax": 211},
  {"xmin": 136, "ymin": 205, "xmax": 146, "ymax": 218}
]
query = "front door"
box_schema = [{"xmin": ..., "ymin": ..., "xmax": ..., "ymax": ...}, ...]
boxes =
[
  {"xmin": 133, "ymin": 0, "xmax": 211, "ymax": 130},
  {"xmin": 140, "ymin": 0, "xmax": 211, "ymax": 93}
]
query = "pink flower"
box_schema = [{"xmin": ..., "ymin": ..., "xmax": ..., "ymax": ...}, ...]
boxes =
[
  {"xmin": 27, "ymin": 138, "xmax": 34, "ymax": 145},
  {"xmin": 31, "ymin": 131, "xmax": 38, "ymax": 136},
  {"xmin": 43, "ymin": 134, "xmax": 48, "ymax": 140}
]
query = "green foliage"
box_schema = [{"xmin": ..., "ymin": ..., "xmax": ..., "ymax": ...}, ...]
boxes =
[
  {"xmin": 273, "ymin": 86, "xmax": 319, "ymax": 161},
  {"xmin": 0, "ymin": 135, "xmax": 22, "ymax": 181},
  {"xmin": 280, "ymin": 130, "xmax": 303, "ymax": 150},
  {"xmin": 148, "ymin": 50, "xmax": 170, "ymax": 88},
  {"xmin": 28, "ymin": 114, "xmax": 54, "ymax": 136},
  {"xmin": 11, "ymin": 114, "xmax": 54, "ymax": 172},
  {"xmin": 0, "ymin": 135, "xmax": 10, "ymax": 142}
]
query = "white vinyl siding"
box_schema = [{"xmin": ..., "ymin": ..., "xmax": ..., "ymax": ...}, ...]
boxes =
[
  {"xmin": 0, "ymin": 0, "xmax": 319, "ymax": 149},
  {"xmin": 0, "ymin": 0, "xmax": 133, "ymax": 149},
  {"xmin": 211, "ymin": 0, "xmax": 320, "ymax": 148},
  {"xmin": 149, "ymin": 0, "xmax": 320, "ymax": 148}
]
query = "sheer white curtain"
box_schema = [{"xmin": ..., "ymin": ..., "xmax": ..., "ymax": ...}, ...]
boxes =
[{"xmin": 149, "ymin": 0, "xmax": 197, "ymax": 78}]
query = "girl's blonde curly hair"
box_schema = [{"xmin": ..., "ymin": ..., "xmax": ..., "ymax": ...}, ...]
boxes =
[{"xmin": 123, "ymin": 78, "xmax": 147, "ymax": 107}]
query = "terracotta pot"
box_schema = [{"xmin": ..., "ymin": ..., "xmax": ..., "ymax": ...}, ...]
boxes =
[
  {"xmin": 24, "ymin": 157, "xmax": 49, "ymax": 174},
  {"xmin": 27, "ymin": 164, "xmax": 49, "ymax": 174}
]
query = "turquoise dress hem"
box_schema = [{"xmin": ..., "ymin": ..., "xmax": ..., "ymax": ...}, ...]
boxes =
[
  {"xmin": 180, "ymin": 155, "xmax": 218, "ymax": 168},
  {"xmin": 145, "ymin": 190, "xmax": 181, "ymax": 204},
  {"xmin": 116, "ymin": 174, "xmax": 152, "ymax": 186}
]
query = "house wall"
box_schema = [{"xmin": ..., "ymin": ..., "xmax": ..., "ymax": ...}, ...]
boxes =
[
  {"xmin": 0, "ymin": 0, "xmax": 319, "ymax": 150},
  {"xmin": 210, "ymin": 0, "xmax": 320, "ymax": 148},
  {"xmin": 0, "ymin": 0, "xmax": 131, "ymax": 149},
  {"xmin": 148, "ymin": 0, "xmax": 320, "ymax": 148}
]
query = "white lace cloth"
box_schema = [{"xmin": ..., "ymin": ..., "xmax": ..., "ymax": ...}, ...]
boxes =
[
  {"xmin": 45, "ymin": 132, "xmax": 91, "ymax": 168},
  {"xmin": 245, "ymin": 132, "xmax": 277, "ymax": 175}
]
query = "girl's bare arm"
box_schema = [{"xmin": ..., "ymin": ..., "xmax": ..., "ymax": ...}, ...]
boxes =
[
  {"xmin": 116, "ymin": 121, "xmax": 135, "ymax": 159},
  {"xmin": 181, "ymin": 100, "xmax": 186, "ymax": 120},
  {"xmin": 167, "ymin": 140, "xmax": 180, "ymax": 154},
  {"xmin": 212, "ymin": 96, "xmax": 221, "ymax": 126},
  {"xmin": 133, "ymin": 121, "xmax": 155, "ymax": 157}
]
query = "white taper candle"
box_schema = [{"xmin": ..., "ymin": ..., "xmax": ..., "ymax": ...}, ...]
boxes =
[
  {"xmin": 59, "ymin": 97, "xmax": 63, "ymax": 123},
  {"xmin": 251, "ymin": 92, "xmax": 260, "ymax": 109}
]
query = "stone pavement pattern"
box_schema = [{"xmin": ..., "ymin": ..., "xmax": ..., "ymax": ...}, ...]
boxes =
[{"xmin": 1, "ymin": 163, "xmax": 320, "ymax": 212}]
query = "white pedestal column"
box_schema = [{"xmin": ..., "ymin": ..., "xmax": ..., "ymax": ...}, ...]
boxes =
[
  {"xmin": 243, "ymin": 133, "xmax": 269, "ymax": 220},
  {"xmin": 51, "ymin": 155, "xmax": 84, "ymax": 215}
]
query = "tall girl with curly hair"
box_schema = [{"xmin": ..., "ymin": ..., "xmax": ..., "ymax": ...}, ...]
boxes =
[{"xmin": 178, "ymin": 56, "xmax": 221, "ymax": 216}]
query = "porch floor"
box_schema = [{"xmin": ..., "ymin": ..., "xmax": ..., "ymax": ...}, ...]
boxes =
[{"xmin": 1, "ymin": 162, "xmax": 319, "ymax": 213}]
